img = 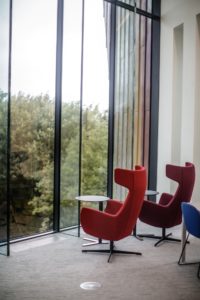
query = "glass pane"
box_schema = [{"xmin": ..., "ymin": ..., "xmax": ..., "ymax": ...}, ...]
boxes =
[
  {"xmin": 120, "ymin": 0, "xmax": 135, "ymax": 7},
  {"xmin": 113, "ymin": 7, "xmax": 152, "ymax": 199},
  {"xmin": 0, "ymin": 0, "xmax": 9, "ymax": 255},
  {"xmin": 134, "ymin": 14, "xmax": 151, "ymax": 173},
  {"xmin": 81, "ymin": 0, "xmax": 109, "ymax": 201},
  {"xmin": 61, "ymin": 0, "xmax": 109, "ymax": 229},
  {"xmin": 113, "ymin": 7, "xmax": 135, "ymax": 199},
  {"xmin": 136, "ymin": 0, "xmax": 152, "ymax": 13},
  {"xmin": 60, "ymin": 0, "xmax": 82, "ymax": 229},
  {"xmin": 10, "ymin": 0, "xmax": 57, "ymax": 239},
  {"xmin": 119, "ymin": 0, "xmax": 153, "ymax": 13}
]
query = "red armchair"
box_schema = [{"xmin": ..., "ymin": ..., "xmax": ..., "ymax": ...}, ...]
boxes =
[
  {"xmin": 139, "ymin": 162, "xmax": 195, "ymax": 246},
  {"xmin": 80, "ymin": 166, "xmax": 146, "ymax": 262}
]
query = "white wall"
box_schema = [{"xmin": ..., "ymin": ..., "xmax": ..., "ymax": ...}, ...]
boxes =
[{"xmin": 158, "ymin": 0, "xmax": 200, "ymax": 206}]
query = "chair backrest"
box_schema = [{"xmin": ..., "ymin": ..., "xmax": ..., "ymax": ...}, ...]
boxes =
[
  {"xmin": 114, "ymin": 165, "xmax": 146, "ymax": 239},
  {"xmin": 182, "ymin": 203, "xmax": 200, "ymax": 238},
  {"xmin": 164, "ymin": 162, "xmax": 195, "ymax": 226}
]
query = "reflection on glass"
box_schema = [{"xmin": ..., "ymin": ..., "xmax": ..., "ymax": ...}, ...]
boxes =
[
  {"xmin": 81, "ymin": 0, "xmax": 109, "ymax": 199},
  {"xmin": 10, "ymin": 0, "xmax": 57, "ymax": 238},
  {"xmin": 113, "ymin": 6, "xmax": 152, "ymax": 199},
  {"xmin": 0, "ymin": 0, "xmax": 9, "ymax": 255},
  {"xmin": 113, "ymin": 7, "xmax": 135, "ymax": 199},
  {"xmin": 136, "ymin": 0, "xmax": 152, "ymax": 13},
  {"xmin": 134, "ymin": 14, "xmax": 151, "ymax": 173},
  {"xmin": 120, "ymin": 0, "xmax": 135, "ymax": 6},
  {"xmin": 60, "ymin": 0, "xmax": 82, "ymax": 229}
]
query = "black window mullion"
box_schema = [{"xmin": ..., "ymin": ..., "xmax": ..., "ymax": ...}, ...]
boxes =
[
  {"xmin": 77, "ymin": 0, "xmax": 85, "ymax": 237},
  {"xmin": 6, "ymin": 0, "xmax": 13, "ymax": 256},
  {"xmin": 148, "ymin": 0, "xmax": 160, "ymax": 191},
  {"xmin": 107, "ymin": 2, "xmax": 116, "ymax": 198},
  {"xmin": 53, "ymin": 0, "xmax": 64, "ymax": 232}
]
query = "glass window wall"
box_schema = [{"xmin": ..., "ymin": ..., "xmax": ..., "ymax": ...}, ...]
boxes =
[{"xmin": 0, "ymin": 0, "xmax": 157, "ymax": 241}]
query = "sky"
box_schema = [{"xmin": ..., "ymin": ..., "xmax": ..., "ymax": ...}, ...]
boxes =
[
  {"xmin": 9, "ymin": 0, "xmax": 109, "ymax": 111},
  {"xmin": 0, "ymin": 0, "xmax": 10, "ymax": 93}
]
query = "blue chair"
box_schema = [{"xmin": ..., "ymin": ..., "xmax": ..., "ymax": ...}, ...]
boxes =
[{"xmin": 178, "ymin": 203, "xmax": 200, "ymax": 278}]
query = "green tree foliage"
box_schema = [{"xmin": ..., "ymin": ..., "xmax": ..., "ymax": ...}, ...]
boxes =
[
  {"xmin": 5, "ymin": 92, "xmax": 108, "ymax": 234},
  {"xmin": 81, "ymin": 105, "xmax": 108, "ymax": 195},
  {"xmin": 60, "ymin": 103, "xmax": 108, "ymax": 228},
  {"xmin": 10, "ymin": 93, "xmax": 55, "ymax": 232},
  {"xmin": 61, "ymin": 101, "xmax": 80, "ymax": 201},
  {"xmin": 0, "ymin": 90, "xmax": 8, "ymax": 194},
  {"xmin": 0, "ymin": 91, "xmax": 8, "ymax": 231}
]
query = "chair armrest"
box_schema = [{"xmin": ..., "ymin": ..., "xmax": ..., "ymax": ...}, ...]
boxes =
[
  {"xmin": 105, "ymin": 199, "xmax": 123, "ymax": 214},
  {"xmin": 139, "ymin": 200, "xmax": 173, "ymax": 228},
  {"xmin": 158, "ymin": 193, "xmax": 173, "ymax": 206}
]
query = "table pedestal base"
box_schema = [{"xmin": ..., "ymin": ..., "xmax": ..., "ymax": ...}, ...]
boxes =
[{"xmin": 82, "ymin": 237, "xmax": 108, "ymax": 247}]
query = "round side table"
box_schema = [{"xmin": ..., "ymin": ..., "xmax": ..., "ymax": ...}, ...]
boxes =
[{"xmin": 75, "ymin": 195, "xmax": 109, "ymax": 246}]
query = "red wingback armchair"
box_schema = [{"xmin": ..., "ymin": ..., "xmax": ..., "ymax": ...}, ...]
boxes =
[
  {"xmin": 139, "ymin": 162, "xmax": 195, "ymax": 246},
  {"xmin": 80, "ymin": 166, "xmax": 146, "ymax": 262}
]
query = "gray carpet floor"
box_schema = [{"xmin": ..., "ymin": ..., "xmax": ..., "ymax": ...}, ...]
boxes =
[{"xmin": 0, "ymin": 225, "xmax": 200, "ymax": 300}]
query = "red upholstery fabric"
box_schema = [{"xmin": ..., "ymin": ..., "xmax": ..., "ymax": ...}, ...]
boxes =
[
  {"xmin": 139, "ymin": 162, "xmax": 195, "ymax": 229},
  {"xmin": 80, "ymin": 166, "xmax": 146, "ymax": 241}
]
